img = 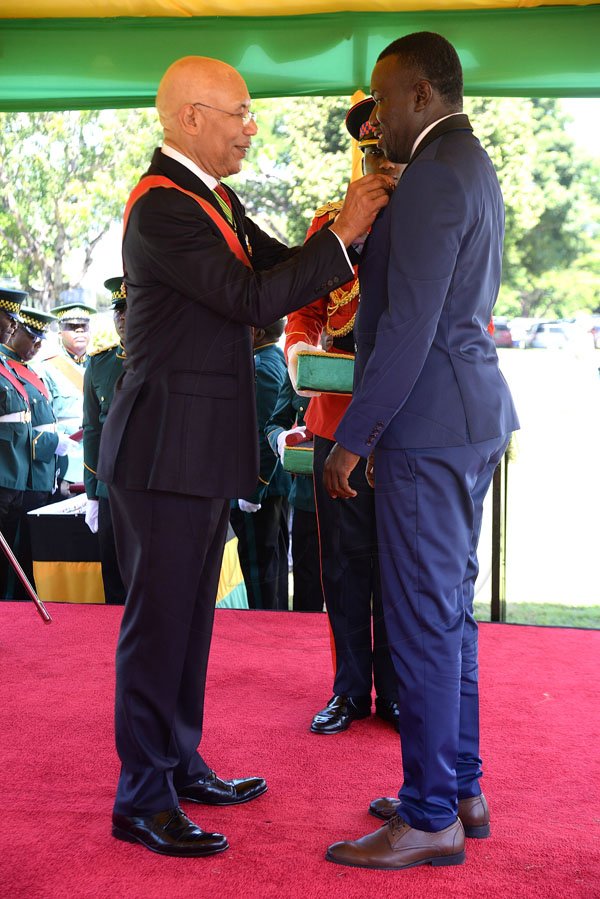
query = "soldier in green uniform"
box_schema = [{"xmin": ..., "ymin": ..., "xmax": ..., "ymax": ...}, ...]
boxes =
[
  {"xmin": 50, "ymin": 302, "xmax": 97, "ymax": 370},
  {"xmin": 230, "ymin": 319, "xmax": 292, "ymax": 610},
  {"xmin": 46, "ymin": 302, "xmax": 96, "ymax": 489},
  {"xmin": 265, "ymin": 380, "xmax": 323, "ymax": 612},
  {"xmin": 0, "ymin": 288, "xmax": 32, "ymax": 598},
  {"xmin": 83, "ymin": 278, "xmax": 127, "ymax": 604},
  {"xmin": 3, "ymin": 307, "xmax": 78, "ymax": 596}
]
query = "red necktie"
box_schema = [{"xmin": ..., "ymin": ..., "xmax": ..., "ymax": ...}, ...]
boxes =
[
  {"xmin": 213, "ymin": 183, "xmax": 235, "ymax": 228},
  {"xmin": 214, "ymin": 183, "xmax": 232, "ymax": 209}
]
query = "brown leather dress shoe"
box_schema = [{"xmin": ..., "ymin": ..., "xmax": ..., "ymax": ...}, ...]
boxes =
[
  {"xmin": 112, "ymin": 807, "xmax": 228, "ymax": 857},
  {"xmin": 369, "ymin": 793, "xmax": 491, "ymax": 838},
  {"xmin": 178, "ymin": 770, "xmax": 267, "ymax": 806},
  {"xmin": 326, "ymin": 815, "xmax": 465, "ymax": 870}
]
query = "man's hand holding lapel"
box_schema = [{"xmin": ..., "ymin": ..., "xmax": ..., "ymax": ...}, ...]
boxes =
[{"xmin": 330, "ymin": 173, "xmax": 394, "ymax": 247}]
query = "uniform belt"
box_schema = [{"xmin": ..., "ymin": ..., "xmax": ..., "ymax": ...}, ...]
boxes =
[
  {"xmin": 331, "ymin": 334, "xmax": 356, "ymax": 354},
  {"xmin": 0, "ymin": 410, "xmax": 31, "ymax": 423},
  {"xmin": 33, "ymin": 422, "xmax": 57, "ymax": 433}
]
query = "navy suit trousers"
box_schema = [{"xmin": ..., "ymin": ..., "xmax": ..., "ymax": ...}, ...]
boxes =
[
  {"xmin": 109, "ymin": 484, "xmax": 230, "ymax": 816},
  {"xmin": 374, "ymin": 436, "xmax": 509, "ymax": 832}
]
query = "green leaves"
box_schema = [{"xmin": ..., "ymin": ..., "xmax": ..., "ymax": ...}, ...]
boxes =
[
  {"xmin": 1, "ymin": 97, "xmax": 597, "ymax": 320},
  {"xmin": 0, "ymin": 108, "xmax": 160, "ymax": 305}
]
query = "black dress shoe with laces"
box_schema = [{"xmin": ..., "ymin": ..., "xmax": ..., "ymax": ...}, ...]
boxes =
[
  {"xmin": 374, "ymin": 696, "xmax": 401, "ymax": 733},
  {"xmin": 112, "ymin": 806, "xmax": 228, "ymax": 857},
  {"xmin": 310, "ymin": 695, "xmax": 371, "ymax": 734},
  {"xmin": 178, "ymin": 770, "xmax": 267, "ymax": 806}
]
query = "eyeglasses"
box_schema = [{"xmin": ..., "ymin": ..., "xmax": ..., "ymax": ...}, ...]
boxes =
[{"xmin": 191, "ymin": 101, "xmax": 256, "ymax": 126}]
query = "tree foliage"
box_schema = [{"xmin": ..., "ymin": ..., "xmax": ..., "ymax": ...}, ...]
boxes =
[
  {"xmin": 464, "ymin": 97, "xmax": 600, "ymax": 317},
  {"xmin": 0, "ymin": 98, "xmax": 598, "ymax": 319},
  {"xmin": 233, "ymin": 95, "xmax": 599, "ymax": 318},
  {"xmin": 229, "ymin": 96, "xmax": 353, "ymax": 246},
  {"xmin": 0, "ymin": 109, "xmax": 160, "ymax": 308}
]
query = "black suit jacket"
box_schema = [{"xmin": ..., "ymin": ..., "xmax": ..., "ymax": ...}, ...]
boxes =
[{"xmin": 97, "ymin": 148, "xmax": 352, "ymax": 498}]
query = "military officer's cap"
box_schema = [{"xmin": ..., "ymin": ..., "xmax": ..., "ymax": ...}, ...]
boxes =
[
  {"xmin": 345, "ymin": 97, "xmax": 378, "ymax": 150},
  {"xmin": 0, "ymin": 287, "xmax": 28, "ymax": 320},
  {"xmin": 52, "ymin": 302, "xmax": 96, "ymax": 327},
  {"xmin": 104, "ymin": 276, "xmax": 127, "ymax": 311},
  {"xmin": 18, "ymin": 306, "xmax": 57, "ymax": 339}
]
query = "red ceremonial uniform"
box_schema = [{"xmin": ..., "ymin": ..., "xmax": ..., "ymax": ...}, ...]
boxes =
[{"xmin": 285, "ymin": 201, "xmax": 358, "ymax": 439}]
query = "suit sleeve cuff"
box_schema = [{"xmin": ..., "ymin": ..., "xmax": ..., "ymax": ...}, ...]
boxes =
[{"xmin": 330, "ymin": 229, "xmax": 355, "ymax": 276}]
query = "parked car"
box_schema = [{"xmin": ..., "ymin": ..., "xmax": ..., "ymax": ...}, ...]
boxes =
[
  {"xmin": 507, "ymin": 317, "xmax": 538, "ymax": 348},
  {"xmin": 525, "ymin": 320, "xmax": 572, "ymax": 349},
  {"xmin": 491, "ymin": 319, "xmax": 514, "ymax": 348}
]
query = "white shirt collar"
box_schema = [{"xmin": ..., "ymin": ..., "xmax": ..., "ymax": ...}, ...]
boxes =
[
  {"xmin": 410, "ymin": 112, "xmax": 464, "ymax": 158},
  {"xmin": 161, "ymin": 144, "xmax": 218, "ymax": 190}
]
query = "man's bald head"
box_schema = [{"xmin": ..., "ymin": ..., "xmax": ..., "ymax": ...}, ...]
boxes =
[
  {"xmin": 154, "ymin": 56, "xmax": 257, "ymax": 180},
  {"xmin": 156, "ymin": 56, "xmax": 246, "ymax": 126}
]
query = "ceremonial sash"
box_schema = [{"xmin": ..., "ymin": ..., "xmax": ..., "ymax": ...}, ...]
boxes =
[
  {"xmin": 0, "ymin": 358, "xmax": 30, "ymax": 407},
  {"xmin": 5, "ymin": 359, "xmax": 50, "ymax": 401},
  {"xmin": 123, "ymin": 175, "xmax": 252, "ymax": 269},
  {"xmin": 45, "ymin": 354, "xmax": 84, "ymax": 392}
]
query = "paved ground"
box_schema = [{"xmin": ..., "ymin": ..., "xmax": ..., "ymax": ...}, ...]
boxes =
[{"xmin": 476, "ymin": 347, "xmax": 599, "ymax": 607}]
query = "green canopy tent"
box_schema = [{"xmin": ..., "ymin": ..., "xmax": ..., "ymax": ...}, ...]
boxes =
[{"xmin": 0, "ymin": 1, "xmax": 599, "ymax": 110}]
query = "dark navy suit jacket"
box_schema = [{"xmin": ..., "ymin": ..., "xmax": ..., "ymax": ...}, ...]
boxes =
[
  {"xmin": 336, "ymin": 116, "xmax": 519, "ymax": 455},
  {"xmin": 97, "ymin": 149, "xmax": 352, "ymax": 499}
]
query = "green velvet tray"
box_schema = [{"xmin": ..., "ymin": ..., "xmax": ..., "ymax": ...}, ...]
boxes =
[
  {"xmin": 296, "ymin": 351, "xmax": 354, "ymax": 394},
  {"xmin": 282, "ymin": 444, "xmax": 314, "ymax": 475}
]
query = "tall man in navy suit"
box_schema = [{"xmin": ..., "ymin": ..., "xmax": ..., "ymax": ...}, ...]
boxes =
[
  {"xmin": 324, "ymin": 33, "xmax": 519, "ymax": 871},
  {"xmin": 97, "ymin": 55, "xmax": 391, "ymax": 858}
]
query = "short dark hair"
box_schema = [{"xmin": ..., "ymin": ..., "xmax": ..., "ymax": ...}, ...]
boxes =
[
  {"xmin": 263, "ymin": 318, "xmax": 286, "ymax": 342},
  {"xmin": 378, "ymin": 32, "xmax": 463, "ymax": 108}
]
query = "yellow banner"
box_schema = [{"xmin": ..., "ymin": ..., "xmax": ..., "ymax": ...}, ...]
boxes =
[
  {"xmin": 215, "ymin": 534, "xmax": 245, "ymax": 605},
  {"xmin": 1, "ymin": 0, "xmax": 594, "ymax": 19},
  {"xmin": 33, "ymin": 560, "xmax": 105, "ymax": 603}
]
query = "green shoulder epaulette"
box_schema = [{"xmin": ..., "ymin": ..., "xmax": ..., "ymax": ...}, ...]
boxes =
[
  {"xmin": 89, "ymin": 342, "xmax": 118, "ymax": 357},
  {"xmin": 313, "ymin": 200, "xmax": 343, "ymax": 219}
]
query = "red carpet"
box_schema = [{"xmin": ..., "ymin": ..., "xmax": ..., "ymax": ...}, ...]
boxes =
[{"xmin": 0, "ymin": 604, "xmax": 598, "ymax": 898}]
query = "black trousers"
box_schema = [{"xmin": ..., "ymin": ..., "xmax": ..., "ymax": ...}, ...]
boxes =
[
  {"xmin": 0, "ymin": 486, "xmax": 24, "ymax": 600},
  {"xmin": 98, "ymin": 496, "xmax": 126, "ymax": 605},
  {"xmin": 313, "ymin": 435, "xmax": 396, "ymax": 701},
  {"xmin": 290, "ymin": 506, "xmax": 323, "ymax": 612},
  {"xmin": 9, "ymin": 490, "xmax": 51, "ymax": 601},
  {"xmin": 230, "ymin": 495, "xmax": 290, "ymax": 610},
  {"xmin": 109, "ymin": 483, "xmax": 230, "ymax": 816}
]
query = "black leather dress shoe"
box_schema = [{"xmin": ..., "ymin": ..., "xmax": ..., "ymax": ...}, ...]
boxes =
[
  {"xmin": 112, "ymin": 807, "xmax": 228, "ymax": 857},
  {"xmin": 310, "ymin": 695, "xmax": 371, "ymax": 735},
  {"xmin": 374, "ymin": 696, "xmax": 401, "ymax": 733},
  {"xmin": 178, "ymin": 770, "xmax": 267, "ymax": 806}
]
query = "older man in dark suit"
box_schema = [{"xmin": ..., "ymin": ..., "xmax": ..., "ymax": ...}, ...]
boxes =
[
  {"xmin": 97, "ymin": 55, "xmax": 391, "ymax": 858},
  {"xmin": 324, "ymin": 33, "xmax": 519, "ymax": 870}
]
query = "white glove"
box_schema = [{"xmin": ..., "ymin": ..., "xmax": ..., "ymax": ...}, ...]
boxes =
[
  {"xmin": 238, "ymin": 499, "xmax": 262, "ymax": 513},
  {"xmin": 85, "ymin": 499, "xmax": 99, "ymax": 533},
  {"xmin": 287, "ymin": 341, "xmax": 323, "ymax": 397},
  {"xmin": 277, "ymin": 426, "xmax": 307, "ymax": 463},
  {"xmin": 55, "ymin": 433, "xmax": 79, "ymax": 456}
]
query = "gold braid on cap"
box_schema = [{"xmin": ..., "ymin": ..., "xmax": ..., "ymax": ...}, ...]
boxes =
[
  {"xmin": 0, "ymin": 299, "xmax": 21, "ymax": 314},
  {"xmin": 19, "ymin": 311, "xmax": 50, "ymax": 332},
  {"xmin": 111, "ymin": 282, "xmax": 127, "ymax": 301},
  {"xmin": 326, "ymin": 281, "xmax": 359, "ymax": 337}
]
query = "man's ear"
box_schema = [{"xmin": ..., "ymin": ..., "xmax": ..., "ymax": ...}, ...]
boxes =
[
  {"xmin": 414, "ymin": 79, "xmax": 433, "ymax": 112},
  {"xmin": 180, "ymin": 104, "xmax": 199, "ymax": 134},
  {"xmin": 361, "ymin": 155, "xmax": 366, "ymax": 176}
]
